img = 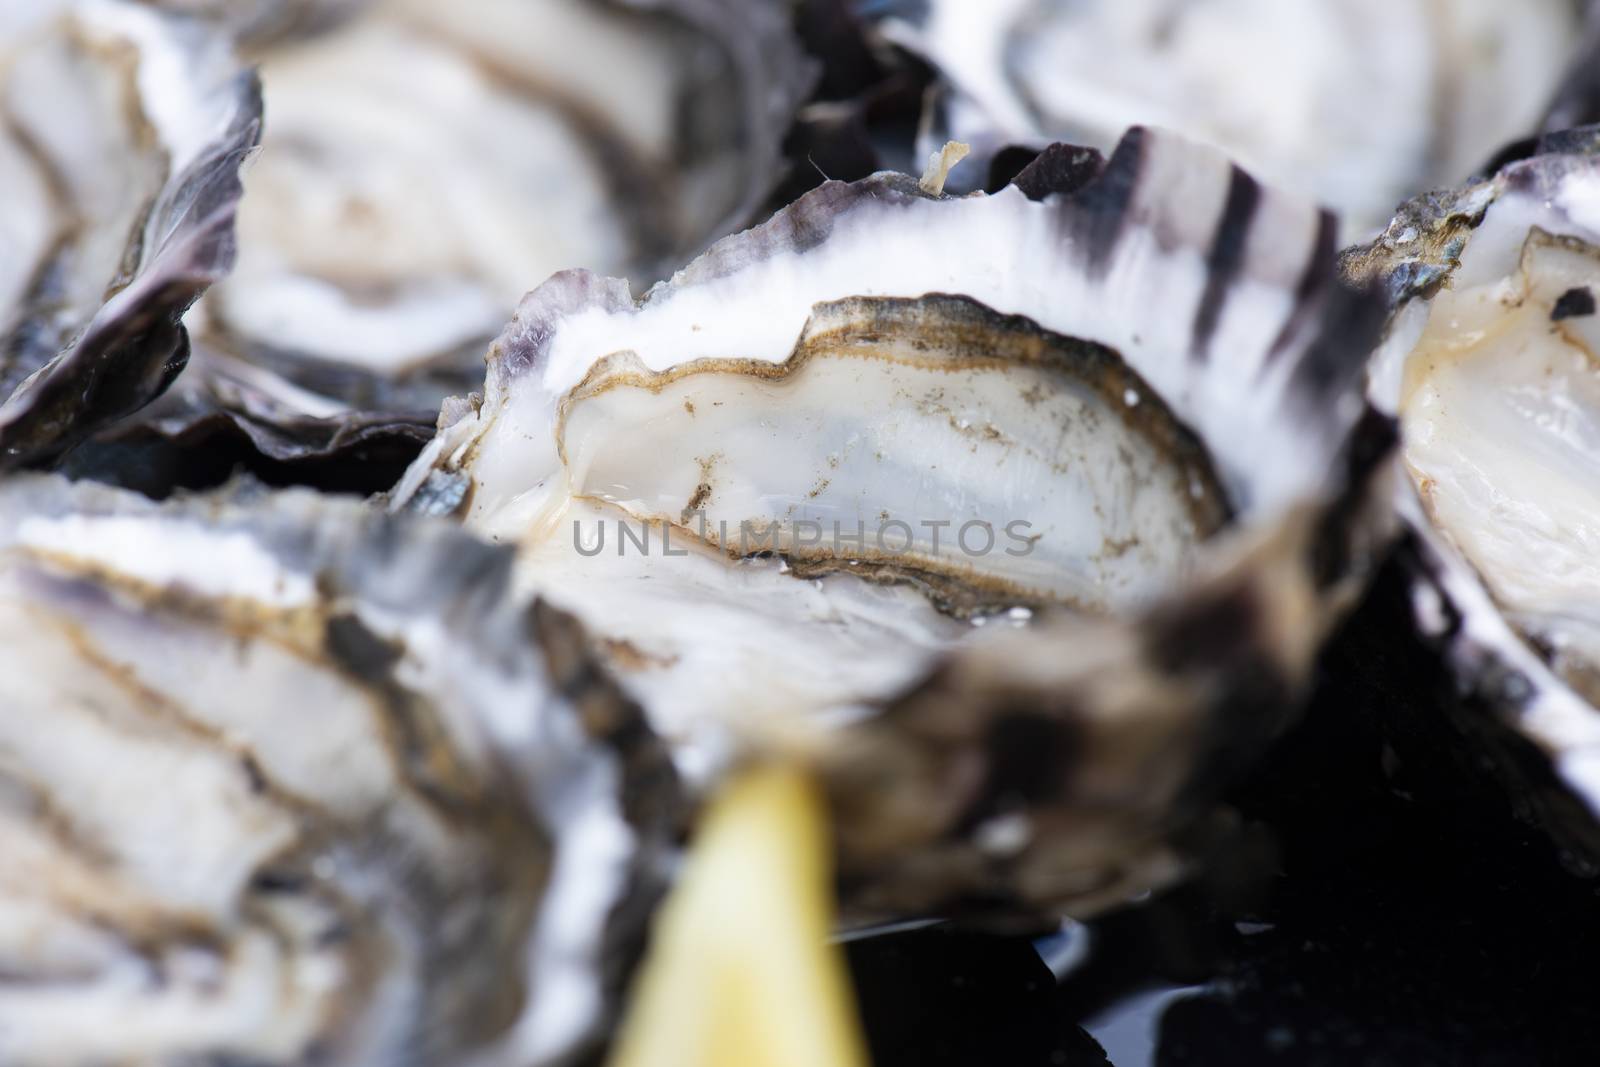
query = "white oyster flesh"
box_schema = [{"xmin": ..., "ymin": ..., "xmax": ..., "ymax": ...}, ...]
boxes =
[
  {"xmin": 1386, "ymin": 198, "xmax": 1600, "ymax": 705},
  {"xmin": 558, "ymin": 298, "xmax": 1223, "ymax": 611},
  {"xmin": 0, "ymin": 476, "xmax": 673, "ymax": 1067},
  {"xmin": 398, "ymin": 128, "xmax": 1374, "ymax": 763},
  {"xmin": 197, "ymin": 0, "xmax": 811, "ymax": 397},
  {"xmin": 1356, "ymin": 147, "xmax": 1600, "ymax": 822},
  {"xmin": 879, "ymin": 0, "xmax": 1578, "ymax": 234}
]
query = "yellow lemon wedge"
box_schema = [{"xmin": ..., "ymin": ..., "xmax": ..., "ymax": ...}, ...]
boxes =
[{"xmin": 608, "ymin": 765, "xmax": 869, "ymax": 1067}]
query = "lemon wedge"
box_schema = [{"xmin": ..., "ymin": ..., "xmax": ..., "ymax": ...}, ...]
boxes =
[{"xmin": 608, "ymin": 765, "xmax": 868, "ymax": 1067}]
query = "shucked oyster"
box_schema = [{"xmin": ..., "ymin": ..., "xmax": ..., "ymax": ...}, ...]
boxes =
[
  {"xmin": 111, "ymin": 0, "xmax": 816, "ymax": 478},
  {"xmin": 394, "ymin": 129, "xmax": 1391, "ymax": 918},
  {"xmin": 1356, "ymin": 128, "xmax": 1600, "ymax": 856},
  {"xmin": 0, "ymin": 474, "xmax": 680, "ymax": 1065},
  {"xmin": 871, "ymin": 0, "xmax": 1583, "ymax": 233},
  {"xmin": 0, "ymin": 0, "xmax": 259, "ymax": 469}
]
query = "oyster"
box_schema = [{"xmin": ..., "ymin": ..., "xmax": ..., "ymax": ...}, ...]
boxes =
[
  {"xmin": 1356, "ymin": 128, "xmax": 1600, "ymax": 855},
  {"xmin": 0, "ymin": 474, "xmax": 680, "ymax": 1065},
  {"xmin": 0, "ymin": 0, "xmax": 259, "ymax": 470},
  {"xmin": 870, "ymin": 0, "xmax": 1584, "ymax": 233},
  {"xmin": 394, "ymin": 129, "xmax": 1391, "ymax": 917},
  {"xmin": 134, "ymin": 1, "xmax": 366, "ymax": 45},
  {"xmin": 1542, "ymin": 5, "xmax": 1600, "ymax": 137},
  {"xmin": 101, "ymin": 0, "xmax": 816, "ymax": 483}
]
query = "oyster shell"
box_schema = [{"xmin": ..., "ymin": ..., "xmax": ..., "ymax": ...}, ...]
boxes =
[
  {"xmin": 871, "ymin": 0, "xmax": 1584, "ymax": 233},
  {"xmin": 100, "ymin": 0, "xmax": 816, "ymax": 485},
  {"xmin": 394, "ymin": 129, "xmax": 1391, "ymax": 916},
  {"xmin": 135, "ymin": 0, "xmax": 365, "ymax": 45},
  {"xmin": 0, "ymin": 474, "xmax": 680, "ymax": 1065},
  {"xmin": 1356, "ymin": 128, "xmax": 1600, "ymax": 855},
  {"xmin": 0, "ymin": 0, "xmax": 259, "ymax": 470}
]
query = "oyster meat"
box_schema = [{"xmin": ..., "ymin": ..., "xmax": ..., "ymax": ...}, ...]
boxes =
[
  {"xmin": 1359, "ymin": 129, "xmax": 1600, "ymax": 850},
  {"xmin": 0, "ymin": 0, "xmax": 259, "ymax": 469},
  {"xmin": 0, "ymin": 474, "xmax": 679, "ymax": 1065},
  {"xmin": 872, "ymin": 0, "xmax": 1584, "ymax": 233},
  {"xmin": 395, "ymin": 129, "xmax": 1390, "ymax": 916}
]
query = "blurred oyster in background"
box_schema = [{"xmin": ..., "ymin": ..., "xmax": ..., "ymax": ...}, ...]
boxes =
[
  {"xmin": 134, "ymin": 0, "xmax": 368, "ymax": 45},
  {"xmin": 394, "ymin": 130, "xmax": 1393, "ymax": 920},
  {"xmin": 1539, "ymin": 3, "xmax": 1600, "ymax": 137},
  {"xmin": 760, "ymin": 0, "xmax": 934, "ymax": 211},
  {"xmin": 1354, "ymin": 127, "xmax": 1600, "ymax": 862},
  {"xmin": 91, "ymin": 0, "xmax": 816, "ymax": 490},
  {"xmin": 869, "ymin": 0, "xmax": 1585, "ymax": 234},
  {"xmin": 0, "ymin": 474, "xmax": 680, "ymax": 1066},
  {"xmin": 0, "ymin": 0, "xmax": 258, "ymax": 470}
]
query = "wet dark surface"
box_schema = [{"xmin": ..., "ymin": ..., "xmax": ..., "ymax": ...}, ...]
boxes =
[
  {"xmin": 59, "ymin": 426, "xmax": 426, "ymax": 500},
  {"xmin": 847, "ymin": 927, "xmax": 1110, "ymax": 1066},
  {"xmin": 849, "ymin": 564, "xmax": 1600, "ymax": 1066}
]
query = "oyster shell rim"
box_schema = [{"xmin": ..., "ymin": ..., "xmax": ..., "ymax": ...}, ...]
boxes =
[
  {"xmin": 388, "ymin": 125, "xmax": 1399, "ymax": 919},
  {"xmin": 0, "ymin": 0, "xmax": 263, "ymax": 473},
  {"xmin": 0, "ymin": 471, "xmax": 685, "ymax": 1066}
]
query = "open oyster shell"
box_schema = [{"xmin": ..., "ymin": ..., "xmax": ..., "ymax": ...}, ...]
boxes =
[
  {"xmin": 1355, "ymin": 128, "xmax": 1600, "ymax": 858},
  {"xmin": 95, "ymin": 0, "xmax": 816, "ymax": 485},
  {"xmin": 0, "ymin": 0, "xmax": 259, "ymax": 470},
  {"xmin": 0, "ymin": 474, "xmax": 680, "ymax": 1065},
  {"xmin": 870, "ymin": 0, "xmax": 1585, "ymax": 234},
  {"xmin": 394, "ymin": 128, "xmax": 1392, "ymax": 918}
]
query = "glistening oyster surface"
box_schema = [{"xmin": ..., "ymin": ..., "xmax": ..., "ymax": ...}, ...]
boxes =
[
  {"xmin": 555, "ymin": 292, "xmax": 1230, "ymax": 615},
  {"xmin": 871, "ymin": 0, "xmax": 1584, "ymax": 233},
  {"xmin": 394, "ymin": 128, "xmax": 1391, "ymax": 916},
  {"xmin": 0, "ymin": 0, "xmax": 259, "ymax": 470},
  {"xmin": 0, "ymin": 475, "xmax": 679, "ymax": 1066},
  {"xmin": 98, "ymin": 0, "xmax": 816, "ymax": 483}
]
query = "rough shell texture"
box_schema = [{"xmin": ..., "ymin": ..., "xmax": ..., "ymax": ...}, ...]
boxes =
[
  {"xmin": 0, "ymin": 0, "xmax": 260, "ymax": 471},
  {"xmin": 821, "ymin": 469, "xmax": 1392, "ymax": 922},
  {"xmin": 393, "ymin": 127, "xmax": 1394, "ymax": 917},
  {"xmin": 0, "ymin": 474, "xmax": 680, "ymax": 1066},
  {"xmin": 398, "ymin": 129, "xmax": 1379, "ymax": 526}
]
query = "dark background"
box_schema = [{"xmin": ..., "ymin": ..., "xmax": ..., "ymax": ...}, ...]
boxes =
[{"xmin": 846, "ymin": 557, "xmax": 1600, "ymax": 1067}]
